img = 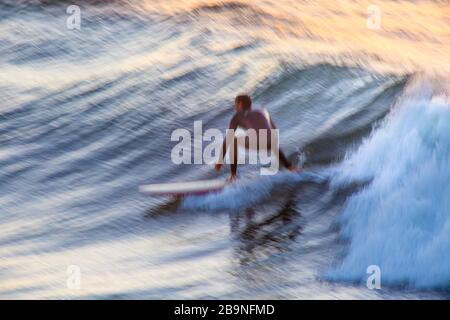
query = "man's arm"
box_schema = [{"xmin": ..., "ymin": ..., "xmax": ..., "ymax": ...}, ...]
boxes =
[
  {"xmin": 215, "ymin": 115, "xmax": 238, "ymax": 169},
  {"xmin": 268, "ymin": 116, "xmax": 277, "ymax": 130}
]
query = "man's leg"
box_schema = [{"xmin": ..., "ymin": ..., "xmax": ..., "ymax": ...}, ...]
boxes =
[
  {"xmin": 229, "ymin": 137, "xmax": 238, "ymax": 178},
  {"xmin": 278, "ymin": 148, "xmax": 292, "ymax": 169},
  {"xmin": 264, "ymin": 138, "xmax": 292, "ymax": 170}
]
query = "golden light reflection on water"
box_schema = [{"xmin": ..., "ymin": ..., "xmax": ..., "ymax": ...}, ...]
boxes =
[
  {"xmin": 0, "ymin": 0, "xmax": 448, "ymax": 93},
  {"xmin": 137, "ymin": 0, "xmax": 449, "ymax": 74}
]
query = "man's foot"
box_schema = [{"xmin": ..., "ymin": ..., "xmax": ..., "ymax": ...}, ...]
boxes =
[
  {"xmin": 226, "ymin": 174, "xmax": 237, "ymax": 184},
  {"xmin": 288, "ymin": 165, "xmax": 302, "ymax": 172}
]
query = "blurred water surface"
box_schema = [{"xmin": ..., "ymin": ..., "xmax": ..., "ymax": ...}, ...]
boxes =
[{"xmin": 0, "ymin": 0, "xmax": 449, "ymax": 298}]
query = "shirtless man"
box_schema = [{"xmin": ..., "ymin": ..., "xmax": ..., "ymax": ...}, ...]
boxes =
[{"xmin": 215, "ymin": 94, "xmax": 297, "ymax": 181}]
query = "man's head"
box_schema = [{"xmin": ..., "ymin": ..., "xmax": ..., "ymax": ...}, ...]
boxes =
[{"xmin": 235, "ymin": 94, "xmax": 252, "ymax": 112}]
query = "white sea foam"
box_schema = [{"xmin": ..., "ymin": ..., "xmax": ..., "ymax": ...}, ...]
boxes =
[
  {"xmin": 329, "ymin": 81, "xmax": 450, "ymax": 289},
  {"xmin": 181, "ymin": 171, "xmax": 326, "ymax": 212}
]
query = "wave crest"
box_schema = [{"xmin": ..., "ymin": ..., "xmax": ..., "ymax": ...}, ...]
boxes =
[{"xmin": 329, "ymin": 77, "xmax": 450, "ymax": 289}]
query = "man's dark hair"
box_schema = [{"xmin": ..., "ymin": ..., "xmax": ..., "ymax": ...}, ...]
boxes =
[{"xmin": 235, "ymin": 94, "xmax": 252, "ymax": 110}]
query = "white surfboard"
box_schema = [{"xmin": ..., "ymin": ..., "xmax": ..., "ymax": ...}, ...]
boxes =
[{"xmin": 139, "ymin": 179, "xmax": 227, "ymax": 196}]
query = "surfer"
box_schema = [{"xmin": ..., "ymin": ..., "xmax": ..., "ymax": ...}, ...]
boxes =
[{"xmin": 215, "ymin": 94, "xmax": 297, "ymax": 182}]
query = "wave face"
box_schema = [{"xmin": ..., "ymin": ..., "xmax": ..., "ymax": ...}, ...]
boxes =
[{"xmin": 329, "ymin": 79, "xmax": 450, "ymax": 289}]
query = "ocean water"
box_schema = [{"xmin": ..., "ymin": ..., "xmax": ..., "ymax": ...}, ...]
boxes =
[{"xmin": 0, "ymin": 0, "xmax": 449, "ymax": 299}]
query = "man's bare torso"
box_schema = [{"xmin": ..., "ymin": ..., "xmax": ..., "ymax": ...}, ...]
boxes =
[{"xmin": 229, "ymin": 109, "xmax": 273, "ymax": 131}]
